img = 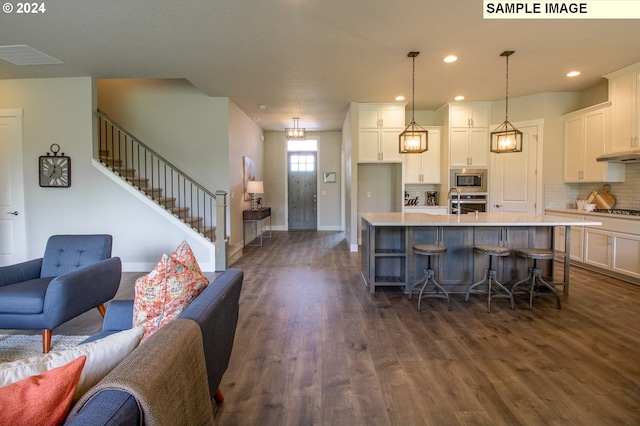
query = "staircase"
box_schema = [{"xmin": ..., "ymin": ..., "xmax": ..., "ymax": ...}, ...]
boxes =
[{"xmin": 97, "ymin": 110, "xmax": 227, "ymax": 268}]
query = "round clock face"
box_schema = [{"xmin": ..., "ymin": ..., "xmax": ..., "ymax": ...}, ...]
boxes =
[{"xmin": 39, "ymin": 156, "xmax": 71, "ymax": 187}]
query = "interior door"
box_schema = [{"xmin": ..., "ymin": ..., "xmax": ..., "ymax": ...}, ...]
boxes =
[
  {"xmin": 489, "ymin": 122, "xmax": 540, "ymax": 214},
  {"xmin": 0, "ymin": 110, "xmax": 27, "ymax": 265},
  {"xmin": 288, "ymin": 152, "xmax": 317, "ymax": 230}
]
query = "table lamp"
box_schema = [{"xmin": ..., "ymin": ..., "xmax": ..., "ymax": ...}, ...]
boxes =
[{"xmin": 247, "ymin": 180, "xmax": 264, "ymax": 210}]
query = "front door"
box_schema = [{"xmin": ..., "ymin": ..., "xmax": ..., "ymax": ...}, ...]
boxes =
[
  {"xmin": 0, "ymin": 110, "xmax": 27, "ymax": 265},
  {"xmin": 288, "ymin": 151, "xmax": 317, "ymax": 230},
  {"xmin": 489, "ymin": 121, "xmax": 542, "ymax": 214}
]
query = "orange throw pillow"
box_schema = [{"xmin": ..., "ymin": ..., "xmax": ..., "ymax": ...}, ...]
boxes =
[
  {"xmin": 133, "ymin": 241, "xmax": 209, "ymax": 339},
  {"xmin": 0, "ymin": 355, "xmax": 86, "ymax": 426}
]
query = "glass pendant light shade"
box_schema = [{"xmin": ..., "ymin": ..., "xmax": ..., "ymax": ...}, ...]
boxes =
[
  {"xmin": 399, "ymin": 51, "xmax": 428, "ymax": 154},
  {"xmin": 491, "ymin": 50, "xmax": 522, "ymax": 153},
  {"xmin": 491, "ymin": 120, "xmax": 522, "ymax": 153},
  {"xmin": 285, "ymin": 117, "xmax": 306, "ymax": 140},
  {"xmin": 399, "ymin": 121, "xmax": 428, "ymax": 153}
]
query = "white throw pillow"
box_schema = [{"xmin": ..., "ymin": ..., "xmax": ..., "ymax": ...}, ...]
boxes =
[{"xmin": 0, "ymin": 327, "xmax": 144, "ymax": 402}]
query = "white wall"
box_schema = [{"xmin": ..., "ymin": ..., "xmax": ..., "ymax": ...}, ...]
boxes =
[{"xmin": 0, "ymin": 77, "xmax": 216, "ymax": 271}]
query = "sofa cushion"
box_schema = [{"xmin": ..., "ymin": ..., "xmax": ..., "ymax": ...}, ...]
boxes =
[
  {"xmin": 0, "ymin": 327, "xmax": 144, "ymax": 402},
  {"xmin": 133, "ymin": 241, "xmax": 209, "ymax": 339},
  {"xmin": 0, "ymin": 277, "xmax": 53, "ymax": 314},
  {"xmin": 0, "ymin": 355, "xmax": 86, "ymax": 426}
]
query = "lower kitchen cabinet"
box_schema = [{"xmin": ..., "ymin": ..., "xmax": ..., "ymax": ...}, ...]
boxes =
[
  {"xmin": 555, "ymin": 226, "xmax": 584, "ymax": 262},
  {"xmin": 547, "ymin": 209, "xmax": 640, "ymax": 283}
]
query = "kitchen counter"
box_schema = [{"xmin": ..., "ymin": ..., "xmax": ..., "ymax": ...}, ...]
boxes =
[
  {"xmin": 362, "ymin": 211, "xmax": 602, "ymax": 227},
  {"xmin": 546, "ymin": 208, "xmax": 640, "ymax": 221},
  {"xmin": 360, "ymin": 212, "xmax": 601, "ymax": 295}
]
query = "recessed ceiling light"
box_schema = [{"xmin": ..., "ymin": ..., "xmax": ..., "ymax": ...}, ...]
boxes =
[
  {"xmin": 259, "ymin": 105, "xmax": 267, "ymax": 110},
  {"xmin": 395, "ymin": 96, "xmax": 405, "ymax": 101},
  {"xmin": 567, "ymin": 71, "xmax": 581, "ymax": 77},
  {"xmin": 0, "ymin": 45, "xmax": 62, "ymax": 65},
  {"xmin": 454, "ymin": 95, "xmax": 465, "ymax": 101},
  {"xmin": 444, "ymin": 55, "xmax": 458, "ymax": 63}
]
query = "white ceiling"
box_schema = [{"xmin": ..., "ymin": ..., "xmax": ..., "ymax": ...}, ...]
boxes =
[{"xmin": 2, "ymin": 1, "xmax": 640, "ymax": 132}]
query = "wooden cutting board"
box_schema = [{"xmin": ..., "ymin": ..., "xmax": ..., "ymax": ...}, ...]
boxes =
[{"xmin": 595, "ymin": 189, "xmax": 615, "ymax": 209}]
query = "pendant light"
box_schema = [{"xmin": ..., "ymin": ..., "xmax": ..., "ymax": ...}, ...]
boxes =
[
  {"xmin": 491, "ymin": 50, "xmax": 522, "ymax": 153},
  {"xmin": 285, "ymin": 117, "xmax": 306, "ymax": 140},
  {"xmin": 399, "ymin": 51, "xmax": 428, "ymax": 154}
]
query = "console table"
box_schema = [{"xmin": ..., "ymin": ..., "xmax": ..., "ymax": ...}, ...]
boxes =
[{"xmin": 243, "ymin": 207, "xmax": 271, "ymax": 247}]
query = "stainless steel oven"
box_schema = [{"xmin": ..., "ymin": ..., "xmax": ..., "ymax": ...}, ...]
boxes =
[
  {"xmin": 450, "ymin": 194, "xmax": 487, "ymax": 214},
  {"xmin": 450, "ymin": 168, "xmax": 488, "ymax": 193}
]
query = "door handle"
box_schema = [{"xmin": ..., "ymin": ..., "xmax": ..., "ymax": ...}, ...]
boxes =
[
  {"xmin": 494, "ymin": 204, "xmax": 502, "ymax": 208},
  {"xmin": 6, "ymin": 211, "xmax": 18, "ymax": 216}
]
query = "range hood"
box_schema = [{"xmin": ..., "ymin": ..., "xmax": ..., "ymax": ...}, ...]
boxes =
[{"xmin": 596, "ymin": 150, "xmax": 640, "ymax": 163}]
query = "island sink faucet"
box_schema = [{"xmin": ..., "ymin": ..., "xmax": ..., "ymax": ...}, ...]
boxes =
[{"xmin": 448, "ymin": 187, "xmax": 461, "ymax": 219}]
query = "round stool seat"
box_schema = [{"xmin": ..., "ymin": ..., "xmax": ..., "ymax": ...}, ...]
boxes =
[
  {"xmin": 473, "ymin": 245, "xmax": 510, "ymax": 256},
  {"xmin": 413, "ymin": 244, "xmax": 447, "ymax": 256},
  {"xmin": 515, "ymin": 248, "xmax": 554, "ymax": 260}
]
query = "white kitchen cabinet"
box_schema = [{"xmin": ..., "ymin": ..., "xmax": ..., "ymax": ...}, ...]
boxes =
[
  {"xmin": 403, "ymin": 127, "xmax": 440, "ymax": 183},
  {"xmin": 450, "ymin": 127, "xmax": 489, "ymax": 167},
  {"xmin": 563, "ymin": 102, "xmax": 625, "ymax": 183},
  {"xmin": 437, "ymin": 102, "xmax": 491, "ymax": 168},
  {"xmin": 605, "ymin": 64, "xmax": 640, "ymax": 153},
  {"xmin": 358, "ymin": 103, "xmax": 405, "ymax": 163},
  {"xmin": 584, "ymin": 228, "xmax": 640, "ymax": 279},
  {"xmin": 450, "ymin": 104, "xmax": 490, "ymax": 128},
  {"xmin": 547, "ymin": 209, "xmax": 640, "ymax": 283},
  {"xmin": 554, "ymin": 225, "xmax": 584, "ymax": 262}
]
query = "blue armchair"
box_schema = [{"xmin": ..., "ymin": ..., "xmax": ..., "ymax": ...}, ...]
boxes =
[{"xmin": 0, "ymin": 235, "xmax": 121, "ymax": 353}]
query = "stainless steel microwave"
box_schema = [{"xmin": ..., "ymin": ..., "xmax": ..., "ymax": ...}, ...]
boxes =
[{"xmin": 450, "ymin": 168, "xmax": 487, "ymax": 193}]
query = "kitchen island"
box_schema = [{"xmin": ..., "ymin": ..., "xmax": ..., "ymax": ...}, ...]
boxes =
[{"xmin": 360, "ymin": 212, "xmax": 601, "ymax": 294}]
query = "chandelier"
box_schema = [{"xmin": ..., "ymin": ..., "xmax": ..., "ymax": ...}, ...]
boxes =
[
  {"xmin": 399, "ymin": 51, "xmax": 428, "ymax": 154},
  {"xmin": 285, "ymin": 117, "xmax": 306, "ymax": 140},
  {"xmin": 490, "ymin": 50, "xmax": 522, "ymax": 153}
]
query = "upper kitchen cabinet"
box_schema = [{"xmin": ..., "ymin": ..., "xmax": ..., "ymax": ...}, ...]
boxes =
[
  {"xmin": 605, "ymin": 63, "xmax": 640, "ymax": 152},
  {"xmin": 437, "ymin": 102, "xmax": 491, "ymax": 168},
  {"xmin": 403, "ymin": 127, "xmax": 441, "ymax": 184},
  {"xmin": 449, "ymin": 104, "xmax": 490, "ymax": 128},
  {"xmin": 563, "ymin": 102, "xmax": 625, "ymax": 183},
  {"xmin": 357, "ymin": 103, "xmax": 406, "ymax": 163}
]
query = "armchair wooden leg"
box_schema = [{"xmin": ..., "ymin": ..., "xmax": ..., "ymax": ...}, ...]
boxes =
[
  {"xmin": 97, "ymin": 304, "xmax": 107, "ymax": 317},
  {"xmin": 214, "ymin": 388, "xmax": 224, "ymax": 404},
  {"xmin": 42, "ymin": 329, "xmax": 52, "ymax": 353}
]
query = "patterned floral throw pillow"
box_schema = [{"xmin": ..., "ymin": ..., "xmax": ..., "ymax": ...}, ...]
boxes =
[{"xmin": 133, "ymin": 241, "xmax": 209, "ymax": 339}]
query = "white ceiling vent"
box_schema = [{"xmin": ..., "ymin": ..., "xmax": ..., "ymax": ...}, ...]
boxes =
[{"xmin": 0, "ymin": 45, "xmax": 62, "ymax": 65}]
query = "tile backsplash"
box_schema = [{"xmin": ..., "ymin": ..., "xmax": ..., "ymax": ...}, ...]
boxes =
[
  {"xmin": 545, "ymin": 163, "xmax": 640, "ymax": 210},
  {"xmin": 405, "ymin": 184, "xmax": 441, "ymax": 205}
]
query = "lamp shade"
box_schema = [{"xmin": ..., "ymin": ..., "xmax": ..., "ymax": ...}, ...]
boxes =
[
  {"xmin": 490, "ymin": 121, "xmax": 523, "ymax": 153},
  {"xmin": 399, "ymin": 122, "xmax": 428, "ymax": 153},
  {"xmin": 247, "ymin": 180, "xmax": 264, "ymax": 194}
]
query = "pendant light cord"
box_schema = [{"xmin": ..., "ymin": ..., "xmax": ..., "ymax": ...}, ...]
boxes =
[
  {"xmin": 411, "ymin": 55, "xmax": 416, "ymax": 122},
  {"xmin": 504, "ymin": 54, "xmax": 509, "ymax": 122}
]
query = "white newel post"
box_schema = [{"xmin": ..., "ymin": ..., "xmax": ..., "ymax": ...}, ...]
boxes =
[{"xmin": 215, "ymin": 190, "xmax": 228, "ymax": 271}]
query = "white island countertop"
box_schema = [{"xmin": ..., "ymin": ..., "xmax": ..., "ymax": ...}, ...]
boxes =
[{"xmin": 360, "ymin": 211, "xmax": 602, "ymax": 227}]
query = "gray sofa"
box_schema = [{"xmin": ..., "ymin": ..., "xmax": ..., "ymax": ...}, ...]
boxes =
[{"xmin": 64, "ymin": 268, "xmax": 243, "ymax": 425}]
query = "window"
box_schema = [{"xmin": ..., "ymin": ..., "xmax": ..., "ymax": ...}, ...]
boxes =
[
  {"xmin": 290, "ymin": 154, "xmax": 315, "ymax": 172},
  {"xmin": 287, "ymin": 139, "xmax": 317, "ymax": 152}
]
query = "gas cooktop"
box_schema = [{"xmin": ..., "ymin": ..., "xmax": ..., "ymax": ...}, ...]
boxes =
[{"xmin": 593, "ymin": 209, "xmax": 640, "ymax": 216}]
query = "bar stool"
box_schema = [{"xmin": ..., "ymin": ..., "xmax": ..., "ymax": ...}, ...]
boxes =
[
  {"xmin": 465, "ymin": 245, "xmax": 514, "ymax": 312},
  {"xmin": 511, "ymin": 248, "xmax": 561, "ymax": 309},
  {"xmin": 408, "ymin": 244, "xmax": 451, "ymax": 311}
]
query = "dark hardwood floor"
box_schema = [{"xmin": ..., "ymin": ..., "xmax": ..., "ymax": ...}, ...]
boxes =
[{"xmin": 55, "ymin": 231, "xmax": 640, "ymax": 425}]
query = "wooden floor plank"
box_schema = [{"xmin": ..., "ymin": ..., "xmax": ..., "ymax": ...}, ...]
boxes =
[{"xmin": 51, "ymin": 231, "xmax": 640, "ymax": 425}]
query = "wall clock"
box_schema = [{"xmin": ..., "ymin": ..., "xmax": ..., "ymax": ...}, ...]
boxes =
[{"xmin": 39, "ymin": 144, "xmax": 71, "ymax": 188}]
